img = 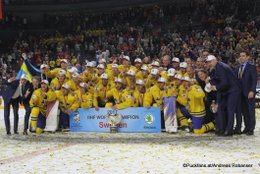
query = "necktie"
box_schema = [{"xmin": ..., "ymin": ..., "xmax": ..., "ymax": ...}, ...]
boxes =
[
  {"xmin": 21, "ymin": 85, "xmax": 24, "ymax": 97},
  {"xmin": 238, "ymin": 64, "xmax": 244, "ymax": 79}
]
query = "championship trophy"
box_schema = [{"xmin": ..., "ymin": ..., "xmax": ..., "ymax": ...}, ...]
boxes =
[{"xmin": 106, "ymin": 110, "xmax": 122, "ymax": 133}]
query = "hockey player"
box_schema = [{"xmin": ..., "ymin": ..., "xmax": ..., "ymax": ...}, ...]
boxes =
[
  {"xmin": 134, "ymin": 79, "xmax": 153, "ymax": 107},
  {"xmin": 106, "ymin": 78, "xmax": 134, "ymax": 109},
  {"xmin": 136, "ymin": 65, "xmax": 149, "ymax": 81},
  {"xmin": 167, "ymin": 68, "xmax": 177, "ymax": 88},
  {"xmin": 82, "ymin": 62, "xmax": 97, "ymax": 85},
  {"xmin": 94, "ymin": 73, "xmax": 113, "ymax": 110},
  {"xmin": 107, "ymin": 64, "xmax": 120, "ymax": 82},
  {"xmin": 75, "ymin": 82, "xmax": 93, "ymax": 108},
  {"xmin": 133, "ymin": 58, "xmax": 143, "ymax": 72},
  {"xmin": 186, "ymin": 66, "xmax": 197, "ymax": 84},
  {"xmin": 118, "ymin": 56, "xmax": 134, "ymax": 75},
  {"xmin": 172, "ymin": 57, "xmax": 180, "ymax": 70},
  {"xmin": 178, "ymin": 62, "xmax": 188, "ymax": 76},
  {"xmin": 125, "ymin": 69, "xmax": 136, "ymax": 91},
  {"xmin": 29, "ymin": 80, "xmax": 56, "ymax": 134},
  {"xmin": 145, "ymin": 68, "xmax": 160, "ymax": 89},
  {"xmin": 67, "ymin": 66, "xmax": 78, "ymax": 80},
  {"xmin": 186, "ymin": 78, "xmax": 215, "ymax": 134},
  {"xmin": 67, "ymin": 72, "xmax": 81, "ymax": 91},
  {"xmin": 55, "ymin": 83, "xmax": 79, "ymax": 131},
  {"xmin": 50, "ymin": 70, "xmax": 68, "ymax": 91},
  {"xmin": 176, "ymin": 76, "xmax": 190, "ymax": 131},
  {"xmin": 148, "ymin": 77, "xmax": 175, "ymax": 130},
  {"xmin": 46, "ymin": 59, "xmax": 70, "ymax": 78}
]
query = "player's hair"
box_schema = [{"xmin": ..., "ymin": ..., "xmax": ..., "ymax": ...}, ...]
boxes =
[
  {"xmin": 239, "ymin": 50, "xmax": 250, "ymax": 56},
  {"xmin": 32, "ymin": 76, "xmax": 40, "ymax": 82},
  {"xmin": 196, "ymin": 69, "xmax": 207, "ymax": 74}
]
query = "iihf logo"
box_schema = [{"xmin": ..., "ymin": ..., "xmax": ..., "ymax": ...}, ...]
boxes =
[{"xmin": 73, "ymin": 111, "xmax": 80, "ymax": 123}]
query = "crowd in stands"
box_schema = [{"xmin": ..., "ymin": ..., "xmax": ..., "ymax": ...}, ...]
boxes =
[{"xmin": 0, "ymin": 0, "xmax": 260, "ymax": 84}]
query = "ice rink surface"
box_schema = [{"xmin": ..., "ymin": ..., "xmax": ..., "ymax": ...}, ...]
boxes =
[{"xmin": 0, "ymin": 109, "xmax": 260, "ymax": 174}]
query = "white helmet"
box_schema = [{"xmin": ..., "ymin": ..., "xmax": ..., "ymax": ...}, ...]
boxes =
[
  {"xmin": 134, "ymin": 58, "xmax": 142, "ymax": 63},
  {"xmin": 60, "ymin": 59, "xmax": 68, "ymax": 64},
  {"xmin": 62, "ymin": 83, "xmax": 70, "ymax": 90},
  {"xmin": 206, "ymin": 55, "xmax": 217, "ymax": 62},
  {"xmin": 172, "ymin": 57, "xmax": 180, "ymax": 63},
  {"xmin": 79, "ymin": 82, "xmax": 87, "ymax": 88},
  {"xmin": 68, "ymin": 67, "xmax": 78, "ymax": 73},
  {"xmin": 72, "ymin": 72, "xmax": 80, "ymax": 78},
  {"xmin": 58, "ymin": 70, "xmax": 66, "ymax": 76},
  {"xmin": 182, "ymin": 76, "xmax": 191, "ymax": 82},
  {"xmin": 86, "ymin": 62, "xmax": 94, "ymax": 68},
  {"xmin": 179, "ymin": 62, "xmax": 188, "ymax": 68},
  {"xmin": 136, "ymin": 79, "xmax": 144, "ymax": 85},
  {"xmin": 41, "ymin": 80, "xmax": 49, "ymax": 85},
  {"xmin": 141, "ymin": 65, "xmax": 148, "ymax": 71},
  {"xmin": 150, "ymin": 68, "xmax": 159, "ymax": 75},
  {"xmin": 101, "ymin": 73, "xmax": 108, "ymax": 79},
  {"xmin": 122, "ymin": 55, "xmax": 130, "ymax": 61},
  {"xmin": 151, "ymin": 61, "xmax": 160, "ymax": 67},
  {"xmin": 174, "ymin": 74, "xmax": 183, "ymax": 80},
  {"xmin": 126, "ymin": 69, "xmax": 136, "ymax": 76},
  {"xmin": 158, "ymin": 77, "xmax": 166, "ymax": 83},
  {"xmin": 115, "ymin": 78, "xmax": 123, "ymax": 83},
  {"xmin": 97, "ymin": 64, "xmax": 105, "ymax": 69},
  {"xmin": 40, "ymin": 64, "xmax": 47, "ymax": 69},
  {"xmin": 21, "ymin": 74, "xmax": 28, "ymax": 80},
  {"xmin": 112, "ymin": 64, "xmax": 119, "ymax": 69},
  {"xmin": 167, "ymin": 68, "xmax": 176, "ymax": 77}
]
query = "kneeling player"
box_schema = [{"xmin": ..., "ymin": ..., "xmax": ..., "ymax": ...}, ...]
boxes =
[
  {"xmin": 30, "ymin": 80, "xmax": 56, "ymax": 134},
  {"xmin": 56, "ymin": 83, "xmax": 79, "ymax": 131},
  {"xmin": 185, "ymin": 77, "xmax": 215, "ymax": 134},
  {"xmin": 105, "ymin": 78, "xmax": 134, "ymax": 110}
]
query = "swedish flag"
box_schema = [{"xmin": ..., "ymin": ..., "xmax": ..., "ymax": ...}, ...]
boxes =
[
  {"xmin": 16, "ymin": 60, "xmax": 40, "ymax": 82},
  {"xmin": 16, "ymin": 62, "xmax": 33, "ymax": 82}
]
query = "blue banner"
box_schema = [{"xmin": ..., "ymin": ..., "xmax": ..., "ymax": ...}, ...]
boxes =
[{"xmin": 70, "ymin": 107, "xmax": 161, "ymax": 133}]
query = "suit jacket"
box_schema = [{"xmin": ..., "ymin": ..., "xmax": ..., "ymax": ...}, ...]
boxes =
[
  {"xmin": 20, "ymin": 81, "xmax": 33, "ymax": 104},
  {"xmin": 235, "ymin": 62, "xmax": 257, "ymax": 97},
  {"xmin": 2, "ymin": 79, "xmax": 20, "ymax": 104},
  {"xmin": 210, "ymin": 62, "xmax": 240, "ymax": 102}
]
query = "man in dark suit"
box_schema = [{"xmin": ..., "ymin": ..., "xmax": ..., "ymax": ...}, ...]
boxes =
[
  {"xmin": 20, "ymin": 75, "xmax": 33, "ymax": 135},
  {"xmin": 206, "ymin": 55, "xmax": 240, "ymax": 136},
  {"xmin": 235, "ymin": 51, "xmax": 257, "ymax": 136},
  {"xmin": 2, "ymin": 77, "xmax": 21, "ymax": 135}
]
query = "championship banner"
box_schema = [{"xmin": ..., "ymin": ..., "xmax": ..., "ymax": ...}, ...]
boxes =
[
  {"xmin": 164, "ymin": 97, "xmax": 178, "ymax": 133},
  {"xmin": 45, "ymin": 101, "xmax": 59, "ymax": 132},
  {"xmin": 70, "ymin": 107, "xmax": 161, "ymax": 133}
]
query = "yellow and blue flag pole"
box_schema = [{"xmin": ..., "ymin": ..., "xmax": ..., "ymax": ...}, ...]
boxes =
[{"xmin": 16, "ymin": 62, "xmax": 33, "ymax": 82}]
